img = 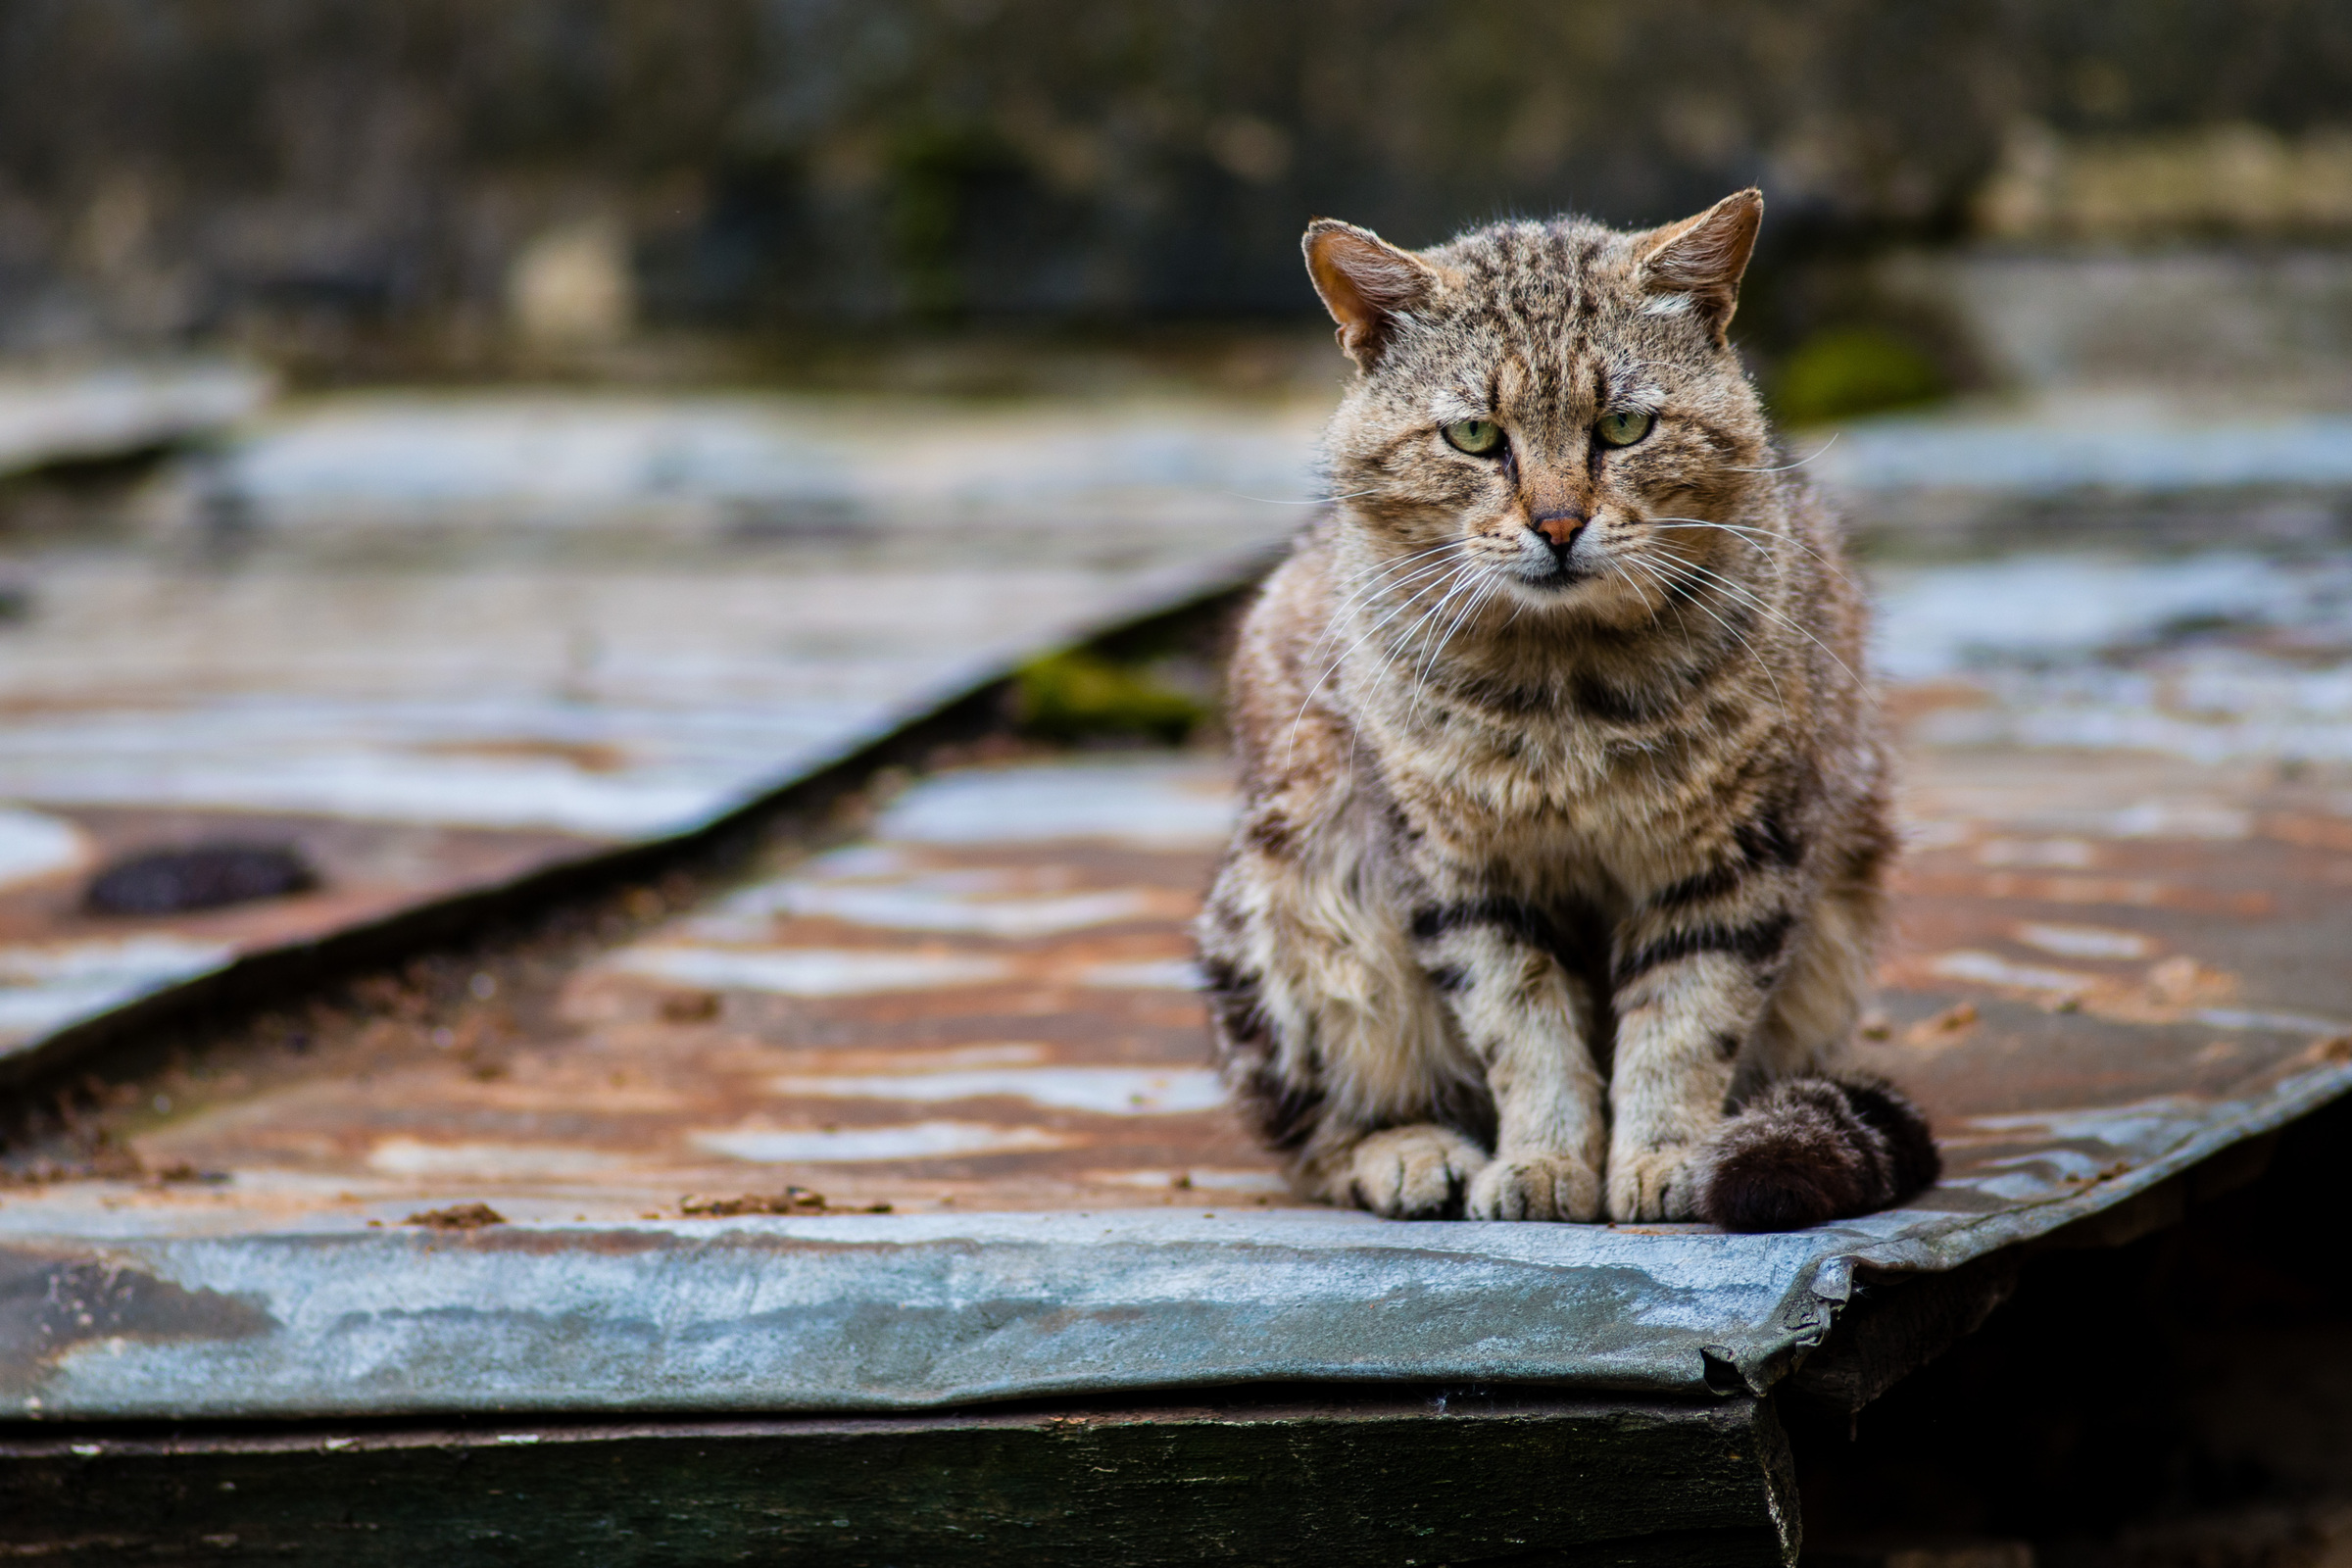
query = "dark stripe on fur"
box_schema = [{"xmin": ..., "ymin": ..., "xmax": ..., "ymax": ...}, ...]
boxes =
[
  {"xmin": 1237, "ymin": 1061, "xmax": 1326, "ymax": 1153},
  {"xmin": 1413, "ymin": 897, "xmax": 1557, "ymax": 952},
  {"xmin": 1694, "ymin": 1075, "xmax": 1939, "ymax": 1232},
  {"xmin": 1568, "ymin": 672, "xmax": 1652, "ymax": 725},
  {"xmin": 1412, "ymin": 896, "xmax": 1611, "ymax": 993},
  {"xmin": 1200, "ymin": 956, "xmax": 1327, "ymax": 1153},
  {"xmin": 1734, "ymin": 807, "xmax": 1805, "ymax": 870},
  {"xmin": 1646, "ymin": 802, "xmax": 1805, "ymax": 914},
  {"xmin": 1612, "ymin": 911, "xmax": 1792, "ymax": 987},
  {"xmin": 1199, "ymin": 955, "xmax": 1271, "ymax": 1053},
  {"xmin": 1649, "ymin": 859, "xmax": 1743, "ymax": 911}
]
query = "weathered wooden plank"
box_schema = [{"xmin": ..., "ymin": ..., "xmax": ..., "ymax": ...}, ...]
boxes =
[{"xmin": 0, "ymin": 1393, "xmax": 1796, "ymax": 1566}]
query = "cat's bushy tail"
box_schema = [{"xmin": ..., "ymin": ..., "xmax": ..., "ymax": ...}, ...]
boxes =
[{"xmin": 1694, "ymin": 1075, "xmax": 1939, "ymax": 1232}]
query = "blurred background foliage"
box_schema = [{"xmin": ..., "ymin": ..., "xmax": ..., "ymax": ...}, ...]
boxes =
[{"xmin": 0, "ymin": 0, "xmax": 2346, "ymax": 408}]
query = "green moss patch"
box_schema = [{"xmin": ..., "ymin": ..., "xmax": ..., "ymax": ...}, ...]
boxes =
[
  {"xmin": 1774, "ymin": 326, "xmax": 1949, "ymax": 426},
  {"xmin": 1012, "ymin": 650, "xmax": 1210, "ymax": 745}
]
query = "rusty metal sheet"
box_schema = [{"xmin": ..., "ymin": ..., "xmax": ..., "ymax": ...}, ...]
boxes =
[
  {"xmin": 5, "ymin": 429, "xmax": 2352, "ymax": 1424},
  {"xmin": 0, "ymin": 390, "xmax": 1312, "ymax": 1069},
  {"xmin": 3, "ymin": 716, "xmax": 2348, "ymax": 1419}
]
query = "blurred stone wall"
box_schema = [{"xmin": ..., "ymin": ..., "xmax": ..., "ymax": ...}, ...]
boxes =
[{"xmin": 0, "ymin": 0, "xmax": 2345, "ymax": 364}]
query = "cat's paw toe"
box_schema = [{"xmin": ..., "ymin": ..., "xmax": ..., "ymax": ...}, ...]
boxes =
[
  {"xmin": 1606, "ymin": 1147, "xmax": 1701, "ymax": 1223},
  {"xmin": 1467, "ymin": 1152, "xmax": 1601, "ymax": 1221},
  {"xmin": 1347, "ymin": 1126, "xmax": 1486, "ymax": 1218}
]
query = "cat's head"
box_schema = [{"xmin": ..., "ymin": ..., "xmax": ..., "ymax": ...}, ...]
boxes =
[{"xmin": 1304, "ymin": 191, "xmax": 1775, "ymax": 617}]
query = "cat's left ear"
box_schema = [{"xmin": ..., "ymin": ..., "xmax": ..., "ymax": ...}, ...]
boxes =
[
  {"xmin": 1637, "ymin": 188, "xmax": 1763, "ymax": 344},
  {"xmin": 1303, "ymin": 219, "xmax": 1443, "ymax": 371}
]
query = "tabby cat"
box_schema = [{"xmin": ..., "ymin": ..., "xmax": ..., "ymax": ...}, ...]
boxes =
[{"xmin": 1197, "ymin": 190, "xmax": 1938, "ymax": 1230}]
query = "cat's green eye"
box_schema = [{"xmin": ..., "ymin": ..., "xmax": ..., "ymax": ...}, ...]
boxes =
[
  {"xmin": 1595, "ymin": 409, "xmax": 1654, "ymax": 448},
  {"xmin": 1442, "ymin": 418, "xmax": 1504, "ymax": 456}
]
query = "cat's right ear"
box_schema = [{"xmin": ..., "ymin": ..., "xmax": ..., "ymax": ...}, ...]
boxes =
[
  {"xmin": 1303, "ymin": 220, "xmax": 1440, "ymax": 371},
  {"xmin": 1636, "ymin": 188, "xmax": 1763, "ymax": 344}
]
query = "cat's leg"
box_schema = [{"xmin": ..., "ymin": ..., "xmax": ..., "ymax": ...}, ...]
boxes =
[
  {"xmin": 1736, "ymin": 865, "xmax": 1883, "ymax": 1094},
  {"xmin": 1410, "ymin": 900, "xmax": 1607, "ymax": 1221},
  {"xmin": 1199, "ymin": 829, "xmax": 1488, "ymax": 1219},
  {"xmin": 1603, "ymin": 883, "xmax": 1796, "ymax": 1222},
  {"xmin": 1609, "ymin": 854, "xmax": 1936, "ymax": 1226}
]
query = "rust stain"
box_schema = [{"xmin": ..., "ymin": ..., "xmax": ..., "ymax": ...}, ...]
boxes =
[{"xmin": 0, "ymin": 1249, "xmax": 276, "ymax": 1388}]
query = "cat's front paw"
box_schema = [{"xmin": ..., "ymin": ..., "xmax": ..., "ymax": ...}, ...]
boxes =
[
  {"xmin": 1606, "ymin": 1146, "xmax": 1701, "ymax": 1223},
  {"xmin": 1347, "ymin": 1125, "xmax": 1487, "ymax": 1219},
  {"xmin": 1467, "ymin": 1152, "xmax": 1602, "ymax": 1222}
]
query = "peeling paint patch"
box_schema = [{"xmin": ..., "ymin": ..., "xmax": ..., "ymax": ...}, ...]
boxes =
[
  {"xmin": 612, "ymin": 947, "xmax": 1011, "ymax": 996},
  {"xmin": 1077, "ymin": 958, "xmax": 1202, "ymax": 991},
  {"xmin": 1089, "ymin": 1168, "xmax": 1292, "ymax": 1194},
  {"xmin": 877, "ymin": 762, "xmax": 1237, "ymax": 847},
  {"xmin": 694, "ymin": 1122, "xmax": 1074, "ymax": 1162},
  {"xmin": 1976, "ymin": 838, "xmax": 2096, "ymax": 868},
  {"xmin": 367, "ymin": 1140, "xmax": 623, "ymax": 1180},
  {"xmin": 2013, "ymin": 923, "xmax": 2154, "ymax": 960},
  {"xmin": 762, "ymin": 1067, "xmax": 1227, "ymax": 1116},
  {"xmin": 0, "ymin": 808, "xmax": 89, "ymax": 890},
  {"xmin": 1932, "ymin": 951, "xmax": 2102, "ymax": 996},
  {"xmin": 0, "ymin": 936, "xmax": 235, "ymax": 1044},
  {"xmin": 720, "ymin": 877, "xmax": 1162, "ymax": 938}
]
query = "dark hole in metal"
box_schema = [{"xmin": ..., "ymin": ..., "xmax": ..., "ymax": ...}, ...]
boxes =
[{"xmin": 83, "ymin": 843, "xmax": 320, "ymax": 916}]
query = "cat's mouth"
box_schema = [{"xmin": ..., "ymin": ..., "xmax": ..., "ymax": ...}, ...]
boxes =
[{"xmin": 1509, "ymin": 555, "xmax": 1595, "ymax": 592}]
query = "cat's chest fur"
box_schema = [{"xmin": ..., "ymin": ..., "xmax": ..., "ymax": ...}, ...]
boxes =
[
  {"xmin": 1369, "ymin": 706, "xmax": 1751, "ymax": 903},
  {"xmin": 1329, "ymin": 609, "xmax": 1773, "ymax": 899}
]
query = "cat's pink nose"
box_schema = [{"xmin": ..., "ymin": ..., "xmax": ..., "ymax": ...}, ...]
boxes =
[{"xmin": 1533, "ymin": 510, "xmax": 1587, "ymax": 547}]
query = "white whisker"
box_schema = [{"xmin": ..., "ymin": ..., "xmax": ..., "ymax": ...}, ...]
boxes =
[
  {"xmin": 1727, "ymin": 433, "xmax": 1838, "ymax": 474},
  {"xmin": 1616, "ymin": 553, "xmax": 1789, "ymax": 725},
  {"xmin": 1644, "ymin": 515, "xmax": 1854, "ymax": 588},
  {"xmin": 1282, "ymin": 548, "xmax": 1472, "ymax": 762},
  {"xmin": 1225, "ymin": 487, "xmax": 1386, "ymax": 506},
  {"xmin": 1645, "ymin": 548, "xmax": 1864, "ymax": 692}
]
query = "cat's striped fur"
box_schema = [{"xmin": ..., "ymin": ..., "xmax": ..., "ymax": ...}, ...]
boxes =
[{"xmin": 1196, "ymin": 190, "xmax": 1938, "ymax": 1229}]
